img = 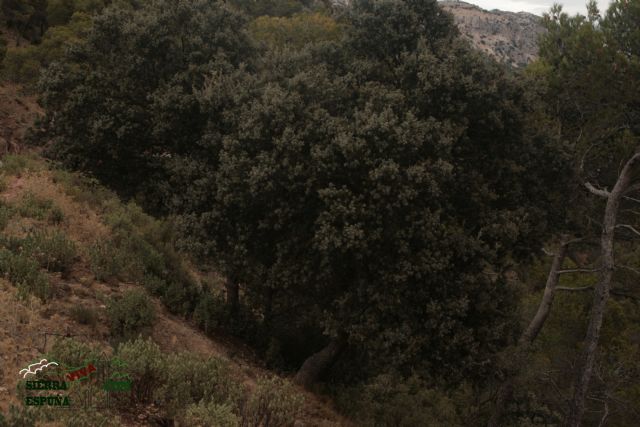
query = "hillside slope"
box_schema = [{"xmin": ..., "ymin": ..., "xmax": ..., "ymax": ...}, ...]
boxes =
[
  {"xmin": 0, "ymin": 153, "xmax": 348, "ymax": 426},
  {"xmin": 440, "ymin": 0, "xmax": 544, "ymax": 67},
  {"xmin": 0, "ymin": 84, "xmax": 351, "ymax": 426}
]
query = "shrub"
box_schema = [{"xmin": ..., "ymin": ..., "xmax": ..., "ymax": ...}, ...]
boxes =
[
  {"xmin": 159, "ymin": 279, "xmax": 200, "ymax": 316},
  {"xmin": 17, "ymin": 193, "xmax": 54, "ymax": 220},
  {"xmin": 334, "ymin": 375, "xmax": 472, "ymax": 427},
  {"xmin": 182, "ymin": 401, "xmax": 239, "ymax": 427},
  {"xmin": 0, "ymin": 154, "xmax": 41, "ymax": 176},
  {"xmin": 88, "ymin": 239, "xmax": 126, "ymax": 282},
  {"xmin": 155, "ymin": 353, "xmax": 242, "ymax": 419},
  {"xmin": 193, "ymin": 289, "xmax": 261, "ymax": 341},
  {"xmin": 241, "ymin": 376, "xmax": 304, "ymax": 427},
  {"xmin": 0, "ymin": 249, "xmax": 51, "ymax": 302},
  {"xmin": 193, "ymin": 290, "xmax": 226, "ymax": 335},
  {"xmin": 0, "ymin": 203, "xmax": 13, "ymax": 231},
  {"xmin": 115, "ymin": 337, "xmax": 165, "ymax": 403},
  {"xmin": 107, "ymin": 290, "xmax": 155, "ymax": 341},
  {"xmin": 0, "ymin": 405, "xmax": 37, "ymax": 427},
  {"xmin": 48, "ymin": 206, "xmax": 65, "ymax": 224},
  {"xmin": 22, "ymin": 230, "xmax": 77, "ymax": 274},
  {"xmin": 69, "ymin": 305, "xmax": 98, "ymax": 327},
  {"xmin": 60, "ymin": 407, "xmax": 120, "ymax": 427},
  {"xmin": 52, "ymin": 169, "xmax": 115, "ymax": 209},
  {"xmin": 0, "ymin": 35, "xmax": 6, "ymax": 65},
  {"xmin": 48, "ymin": 337, "xmax": 102, "ymax": 369}
]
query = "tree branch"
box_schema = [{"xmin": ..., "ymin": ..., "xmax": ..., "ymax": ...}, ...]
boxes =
[
  {"xmin": 557, "ymin": 268, "xmax": 600, "ymax": 275},
  {"xmin": 616, "ymin": 224, "xmax": 640, "ymax": 238},
  {"xmin": 585, "ymin": 182, "xmax": 610, "ymax": 198},
  {"xmin": 558, "ymin": 286, "xmax": 593, "ymax": 292},
  {"xmin": 623, "ymin": 195, "xmax": 640, "ymax": 204},
  {"xmin": 616, "ymin": 264, "xmax": 640, "ymax": 276}
]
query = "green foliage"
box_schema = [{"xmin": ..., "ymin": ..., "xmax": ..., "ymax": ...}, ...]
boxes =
[
  {"xmin": 59, "ymin": 408, "xmax": 119, "ymax": 427},
  {"xmin": 115, "ymin": 337, "xmax": 165, "ymax": 403},
  {"xmin": 528, "ymin": 3, "xmax": 640, "ymax": 421},
  {"xmin": 86, "ymin": 198, "xmax": 199, "ymax": 315},
  {"xmin": 41, "ymin": 0, "xmax": 569, "ymax": 386},
  {"xmin": 0, "ymin": 35, "xmax": 7, "ymax": 64},
  {"xmin": 249, "ymin": 13, "xmax": 342, "ymax": 49},
  {"xmin": 41, "ymin": 0, "xmax": 254, "ymax": 197},
  {"xmin": 21, "ymin": 230, "xmax": 77, "ymax": 274},
  {"xmin": 87, "ymin": 239, "xmax": 126, "ymax": 282},
  {"xmin": 0, "ymin": 248, "xmax": 50, "ymax": 301},
  {"xmin": 0, "ymin": 153, "xmax": 41, "ymax": 176},
  {"xmin": 0, "ymin": 405, "xmax": 37, "ymax": 427},
  {"xmin": 2, "ymin": 11, "xmax": 92, "ymax": 86},
  {"xmin": 241, "ymin": 376, "xmax": 305, "ymax": 427},
  {"xmin": 183, "ymin": 401, "xmax": 239, "ymax": 427},
  {"xmin": 68, "ymin": 305, "xmax": 97, "ymax": 326},
  {"xmin": 51, "ymin": 168, "xmax": 116, "ymax": 209},
  {"xmin": 335, "ymin": 375, "xmax": 474, "ymax": 427},
  {"xmin": 0, "ymin": 202, "xmax": 14, "ymax": 231},
  {"xmin": 230, "ymin": 0, "xmax": 308, "ymax": 17},
  {"xmin": 16, "ymin": 192, "xmax": 53, "ymax": 220},
  {"xmin": 155, "ymin": 352, "xmax": 243, "ymax": 418},
  {"xmin": 1, "ymin": 0, "xmax": 47, "ymax": 42},
  {"xmin": 47, "ymin": 337, "xmax": 101, "ymax": 367},
  {"xmin": 106, "ymin": 289, "xmax": 155, "ymax": 340}
]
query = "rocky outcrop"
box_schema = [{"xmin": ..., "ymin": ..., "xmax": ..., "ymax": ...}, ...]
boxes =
[{"xmin": 440, "ymin": 0, "xmax": 544, "ymax": 67}]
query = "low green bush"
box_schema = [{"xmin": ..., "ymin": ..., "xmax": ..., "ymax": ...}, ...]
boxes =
[
  {"xmin": 0, "ymin": 154, "xmax": 41, "ymax": 176},
  {"xmin": 193, "ymin": 290, "xmax": 226, "ymax": 335},
  {"xmin": 155, "ymin": 352, "xmax": 242, "ymax": 419},
  {"xmin": 0, "ymin": 404, "xmax": 37, "ymax": 427},
  {"xmin": 0, "ymin": 35, "xmax": 6, "ymax": 65},
  {"xmin": 52, "ymin": 169, "xmax": 115, "ymax": 209},
  {"xmin": 334, "ymin": 375, "xmax": 473, "ymax": 427},
  {"xmin": 107, "ymin": 289, "xmax": 155, "ymax": 341},
  {"xmin": 88, "ymin": 239, "xmax": 126, "ymax": 282},
  {"xmin": 17, "ymin": 193, "xmax": 54, "ymax": 220},
  {"xmin": 183, "ymin": 401, "xmax": 239, "ymax": 427},
  {"xmin": 115, "ymin": 337, "xmax": 165, "ymax": 403},
  {"xmin": 48, "ymin": 205, "xmax": 65, "ymax": 224},
  {"xmin": 22, "ymin": 230, "xmax": 77, "ymax": 274},
  {"xmin": 0, "ymin": 248, "xmax": 51, "ymax": 302},
  {"xmin": 69, "ymin": 305, "xmax": 98, "ymax": 327},
  {"xmin": 47, "ymin": 337, "xmax": 102, "ymax": 368},
  {"xmin": 0, "ymin": 203, "xmax": 13, "ymax": 231},
  {"xmin": 241, "ymin": 376, "xmax": 305, "ymax": 427}
]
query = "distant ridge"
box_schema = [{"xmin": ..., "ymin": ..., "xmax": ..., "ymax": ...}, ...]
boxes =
[
  {"xmin": 439, "ymin": 0, "xmax": 545, "ymax": 67},
  {"xmin": 330, "ymin": 0, "xmax": 544, "ymax": 67}
]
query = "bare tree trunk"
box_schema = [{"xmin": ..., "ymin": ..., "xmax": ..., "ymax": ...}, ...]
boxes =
[
  {"xmin": 294, "ymin": 335, "xmax": 345, "ymax": 388},
  {"xmin": 225, "ymin": 277, "xmax": 239, "ymax": 314},
  {"xmin": 489, "ymin": 240, "xmax": 569, "ymax": 427},
  {"xmin": 521, "ymin": 242, "xmax": 569, "ymax": 344},
  {"xmin": 567, "ymin": 151, "xmax": 640, "ymax": 427}
]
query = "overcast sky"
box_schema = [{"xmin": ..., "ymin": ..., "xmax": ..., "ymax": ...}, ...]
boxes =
[{"xmin": 461, "ymin": 0, "xmax": 612, "ymax": 15}]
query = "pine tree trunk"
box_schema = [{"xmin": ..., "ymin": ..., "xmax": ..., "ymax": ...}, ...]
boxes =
[
  {"xmin": 225, "ymin": 278, "xmax": 239, "ymax": 314},
  {"xmin": 489, "ymin": 241, "xmax": 569, "ymax": 427},
  {"xmin": 294, "ymin": 335, "xmax": 345, "ymax": 388},
  {"xmin": 521, "ymin": 242, "xmax": 569, "ymax": 344},
  {"xmin": 567, "ymin": 151, "xmax": 640, "ymax": 426}
]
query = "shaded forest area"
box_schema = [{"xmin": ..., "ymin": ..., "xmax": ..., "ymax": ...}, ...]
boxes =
[{"xmin": 1, "ymin": 0, "xmax": 640, "ymax": 425}]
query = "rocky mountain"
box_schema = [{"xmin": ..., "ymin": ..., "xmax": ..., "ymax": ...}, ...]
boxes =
[{"xmin": 439, "ymin": 0, "xmax": 545, "ymax": 67}]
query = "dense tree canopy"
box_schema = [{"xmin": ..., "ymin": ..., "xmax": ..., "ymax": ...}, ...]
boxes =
[{"xmin": 39, "ymin": 0, "xmax": 568, "ymax": 387}]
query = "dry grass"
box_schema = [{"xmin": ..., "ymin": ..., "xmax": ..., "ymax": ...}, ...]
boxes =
[{"xmin": 0, "ymin": 164, "xmax": 350, "ymax": 426}]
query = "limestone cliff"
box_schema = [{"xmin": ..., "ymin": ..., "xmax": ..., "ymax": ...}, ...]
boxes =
[{"xmin": 439, "ymin": 0, "xmax": 544, "ymax": 67}]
